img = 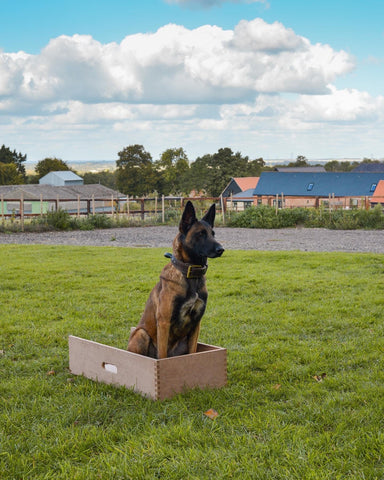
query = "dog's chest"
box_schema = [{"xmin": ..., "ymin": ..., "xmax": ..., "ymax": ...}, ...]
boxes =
[{"xmin": 171, "ymin": 292, "xmax": 206, "ymax": 335}]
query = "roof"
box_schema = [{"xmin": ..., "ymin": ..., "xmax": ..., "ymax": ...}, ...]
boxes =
[
  {"xmin": 352, "ymin": 163, "xmax": 384, "ymax": 173},
  {"xmin": 274, "ymin": 166, "xmax": 326, "ymax": 173},
  {"xmin": 0, "ymin": 184, "xmax": 124, "ymax": 200},
  {"xmin": 221, "ymin": 177, "xmax": 259, "ymax": 197},
  {"xmin": 39, "ymin": 171, "xmax": 83, "ymax": 183},
  {"xmin": 253, "ymin": 172, "xmax": 384, "ymax": 197},
  {"xmin": 371, "ymin": 180, "xmax": 384, "ymax": 203},
  {"xmin": 231, "ymin": 188, "xmax": 255, "ymax": 200},
  {"xmin": 233, "ymin": 177, "xmax": 259, "ymax": 191}
]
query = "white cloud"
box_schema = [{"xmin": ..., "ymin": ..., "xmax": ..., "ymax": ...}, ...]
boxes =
[
  {"xmin": 219, "ymin": 87, "xmax": 384, "ymax": 127},
  {"xmin": 0, "ymin": 18, "xmax": 354, "ymax": 112},
  {"xmin": 1, "ymin": 18, "xmax": 383, "ymax": 161}
]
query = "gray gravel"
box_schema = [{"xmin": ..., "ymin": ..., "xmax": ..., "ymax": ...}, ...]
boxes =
[{"xmin": 1, "ymin": 226, "xmax": 384, "ymax": 253}]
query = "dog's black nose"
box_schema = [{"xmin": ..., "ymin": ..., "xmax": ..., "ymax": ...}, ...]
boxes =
[{"xmin": 216, "ymin": 246, "xmax": 224, "ymax": 256}]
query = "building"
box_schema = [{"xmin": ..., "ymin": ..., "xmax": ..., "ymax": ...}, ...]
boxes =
[
  {"xmin": 253, "ymin": 172, "xmax": 384, "ymax": 209},
  {"xmin": 221, "ymin": 177, "xmax": 259, "ymax": 210},
  {"xmin": 0, "ymin": 183, "xmax": 124, "ymax": 216},
  {"xmin": 221, "ymin": 177, "xmax": 259, "ymax": 198},
  {"xmin": 39, "ymin": 171, "xmax": 84, "ymax": 186},
  {"xmin": 370, "ymin": 180, "xmax": 384, "ymax": 206},
  {"xmin": 274, "ymin": 166, "xmax": 326, "ymax": 173},
  {"xmin": 352, "ymin": 163, "xmax": 384, "ymax": 173}
]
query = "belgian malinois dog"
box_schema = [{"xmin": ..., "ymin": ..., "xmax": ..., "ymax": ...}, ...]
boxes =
[{"xmin": 127, "ymin": 201, "xmax": 224, "ymax": 359}]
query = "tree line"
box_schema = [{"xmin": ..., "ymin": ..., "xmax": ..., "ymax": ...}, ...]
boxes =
[{"xmin": 1, "ymin": 143, "xmax": 383, "ymax": 197}]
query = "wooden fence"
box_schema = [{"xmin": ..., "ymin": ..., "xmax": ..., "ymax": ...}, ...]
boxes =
[{"xmin": 0, "ymin": 194, "xmax": 227, "ymax": 229}]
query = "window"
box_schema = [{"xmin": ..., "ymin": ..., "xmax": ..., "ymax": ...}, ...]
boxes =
[
  {"xmin": 307, "ymin": 183, "xmax": 314, "ymax": 191},
  {"xmin": 370, "ymin": 183, "xmax": 377, "ymax": 192}
]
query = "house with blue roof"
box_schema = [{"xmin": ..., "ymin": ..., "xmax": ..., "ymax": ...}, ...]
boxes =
[{"xmin": 253, "ymin": 172, "xmax": 384, "ymax": 209}]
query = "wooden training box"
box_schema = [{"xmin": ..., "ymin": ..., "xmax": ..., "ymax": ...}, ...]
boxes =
[{"xmin": 68, "ymin": 335, "xmax": 227, "ymax": 400}]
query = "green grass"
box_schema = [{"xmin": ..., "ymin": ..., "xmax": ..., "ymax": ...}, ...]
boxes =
[{"xmin": 1, "ymin": 245, "xmax": 384, "ymax": 479}]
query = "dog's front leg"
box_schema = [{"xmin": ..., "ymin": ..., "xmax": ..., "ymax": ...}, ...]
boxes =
[
  {"xmin": 157, "ymin": 318, "xmax": 170, "ymax": 359},
  {"xmin": 156, "ymin": 297, "xmax": 173, "ymax": 359},
  {"xmin": 187, "ymin": 322, "xmax": 201, "ymax": 354}
]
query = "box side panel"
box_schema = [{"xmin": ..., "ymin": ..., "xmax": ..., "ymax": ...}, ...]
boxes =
[
  {"xmin": 157, "ymin": 348, "xmax": 227, "ymax": 400},
  {"xmin": 68, "ymin": 336, "xmax": 157, "ymax": 399},
  {"xmin": 196, "ymin": 343, "xmax": 222, "ymax": 353}
]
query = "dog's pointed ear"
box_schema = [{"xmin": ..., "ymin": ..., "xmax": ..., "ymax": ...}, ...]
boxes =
[
  {"xmin": 180, "ymin": 201, "xmax": 197, "ymax": 234},
  {"xmin": 202, "ymin": 203, "xmax": 216, "ymax": 227}
]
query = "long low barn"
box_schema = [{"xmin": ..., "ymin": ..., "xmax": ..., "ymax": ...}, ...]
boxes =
[
  {"xmin": 253, "ymin": 172, "xmax": 384, "ymax": 209},
  {"xmin": 0, "ymin": 184, "xmax": 124, "ymax": 215}
]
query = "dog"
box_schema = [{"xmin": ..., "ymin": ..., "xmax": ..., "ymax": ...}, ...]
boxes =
[{"xmin": 127, "ymin": 201, "xmax": 224, "ymax": 359}]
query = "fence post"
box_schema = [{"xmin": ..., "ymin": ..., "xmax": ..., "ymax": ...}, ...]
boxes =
[
  {"xmin": 20, "ymin": 192, "xmax": 24, "ymax": 232},
  {"xmin": 77, "ymin": 195, "xmax": 80, "ymax": 217},
  {"xmin": 126, "ymin": 195, "xmax": 130, "ymax": 218},
  {"xmin": 141, "ymin": 199, "xmax": 145, "ymax": 220},
  {"xmin": 92, "ymin": 194, "xmax": 95, "ymax": 215},
  {"xmin": 220, "ymin": 195, "xmax": 225, "ymax": 225},
  {"xmin": 1, "ymin": 194, "xmax": 4, "ymax": 224},
  {"xmin": 40, "ymin": 194, "xmax": 43, "ymax": 217},
  {"xmin": 162, "ymin": 195, "xmax": 165, "ymax": 223},
  {"xmin": 111, "ymin": 195, "xmax": 114, "ymax": 217}
]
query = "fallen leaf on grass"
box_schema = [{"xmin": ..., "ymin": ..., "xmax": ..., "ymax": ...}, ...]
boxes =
[
  {"xmin": 313, "ymin": 373, "xmax": 327, "ymax": 382},
  {"xmin": 0, "ymin": 350, "xmax": 4, "ymax": 356},
  {"xmin": 46, "ymin": 370, "xmax": 56, "ymax": 376},
  {"xmin": 273, "ymin": 384, "xmax": 282, "ymax": 390},
  {"xmin": 204, "ymin": 409, "xmax": 219, "ymax": 419}
]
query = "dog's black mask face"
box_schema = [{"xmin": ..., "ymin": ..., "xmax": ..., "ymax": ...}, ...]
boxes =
[{"xmin": 180, "ymin": 201, "xmax": 224, "ymax": 261}]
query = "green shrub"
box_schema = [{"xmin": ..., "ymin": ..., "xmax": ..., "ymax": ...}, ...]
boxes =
[
  {"xmin": 84, "ymin": 214, "xmax": 113, "ymax": 230},
  {"xmin": 229, "ymin": 206, "xmax": 312, "ymax": 229},
  {"xmin": 228, "ymin": 205, "xmax": 278, "ymax": 228},
  {"xmin": 228, "ymin": 204, "xmax": 384, "ymax": 229},
  {"xmin": 42, "ymin": 209, "xmax": 73, "ymax": 230}
]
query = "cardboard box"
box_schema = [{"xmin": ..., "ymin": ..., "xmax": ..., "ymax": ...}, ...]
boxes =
[{"xmin": 68, "ymin": 335, "xmax": 227, "ymax": 400}]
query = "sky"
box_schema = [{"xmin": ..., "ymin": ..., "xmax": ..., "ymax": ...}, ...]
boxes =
[{"xmin": 1, "ymin": 0, "xmax": 384, "ymax": 164}]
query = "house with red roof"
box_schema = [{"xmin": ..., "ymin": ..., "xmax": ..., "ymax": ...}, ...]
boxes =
[
  {"xmin": 221, "ymin": 177, "xmax": 259, "ymax": 210},
  {"xmin": 370, "ymin": 180, "xmax": 384, "ymax": 206}
]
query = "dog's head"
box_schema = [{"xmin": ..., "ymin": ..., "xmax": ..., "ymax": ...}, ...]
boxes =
[{"xmin": 179, "ymin": 201, "xmax": 224, "ymax": 260}]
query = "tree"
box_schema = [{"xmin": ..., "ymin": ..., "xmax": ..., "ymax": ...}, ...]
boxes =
[
  {"xmin": 189, "ymin": 154, "xmax": 212, "ymax": 194},
  {"xmin": 116, "ymin": 145, "xmax": 157, "ymax": 196},
  {"xmin": 287, "ymin": 155, "xmax": 310, "ymax": 168},
  {"xmin": 35, "ymin": 157, "xmax": 70, "ymax": 179},
  {"xmin": 155, "ymin": 147, "xmax": 190, "ymax": 195},
  {"xmin": 0, "ymin": 144, "xmax": 27, "ymax": 183},
  {"xmin": 0, "ymin": 163, "xmax": 24, "ymax": 185},
  {"xmin": 189, "ymin": 148, "xmax": 264, "ymax": 196},
  {"xmin": 203, "ymin": 148, "xmax": 252, "ymax": 196},
  {"xmin": 246, "ymin": 157, "xmax": 265, "ymax": 176},
  {"xmin": 83, "ymin": 170, "xmax": 117, "ymax": 190},
  {"xmin": 324, "ymin": 160, "xmax": 358, "ymax": 172}
]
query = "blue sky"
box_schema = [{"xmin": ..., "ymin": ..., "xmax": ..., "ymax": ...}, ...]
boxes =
[{"xmin": 1, "ymin": 0, "xmax": 383, "ymax": 162}]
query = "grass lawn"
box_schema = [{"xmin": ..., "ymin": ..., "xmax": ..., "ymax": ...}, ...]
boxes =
[{"xmin": 1, "ymin": 245, "xmax": 384, "ymax": 479}]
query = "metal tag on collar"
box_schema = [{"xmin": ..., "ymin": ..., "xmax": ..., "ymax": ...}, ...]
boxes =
[{"xmin": 187, "ymin": 264, "xmax": 207, "ymax": 279}]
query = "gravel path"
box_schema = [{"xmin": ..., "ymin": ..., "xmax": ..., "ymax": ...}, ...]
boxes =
[{"xmin": 1, "ymin": 226, "xmax": 384, "ymax": 253}]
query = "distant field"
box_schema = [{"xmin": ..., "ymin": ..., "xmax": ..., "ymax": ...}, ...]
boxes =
[
  {"xmin": 1, "ymin": 246, "xmax": 384, "ymax": 479},
  {"xmin": 25, "ymin": 160, "xmax": 116, "ymax": 174}
]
